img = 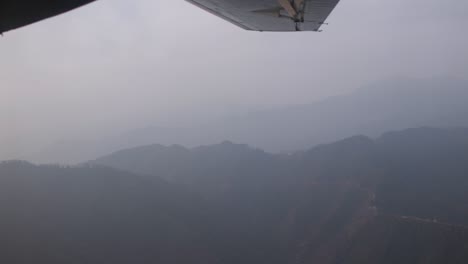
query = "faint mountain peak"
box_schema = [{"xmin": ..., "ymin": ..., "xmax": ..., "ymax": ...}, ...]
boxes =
[{"xmin": 29, "ymin": 77, "xmax": 468, "ymax": 164}]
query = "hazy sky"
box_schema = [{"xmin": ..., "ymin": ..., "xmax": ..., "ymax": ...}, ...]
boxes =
[{"xmin": 1, "ymin": 0, "xmax": 467, "ymax": 158}]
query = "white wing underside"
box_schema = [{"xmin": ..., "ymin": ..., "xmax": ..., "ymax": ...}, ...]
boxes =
[{"xmin": 186, "ymin": 0, "xmax": 340, "ymax": 32}]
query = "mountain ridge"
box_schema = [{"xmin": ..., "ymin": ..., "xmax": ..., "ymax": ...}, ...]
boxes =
[
  {"xmin": 29, "ymin": 77, "xmax": 468, "ymax": 164},
  {"xmin": 3, "ymin": 126, "xmax": 468, "ymax": 263}
]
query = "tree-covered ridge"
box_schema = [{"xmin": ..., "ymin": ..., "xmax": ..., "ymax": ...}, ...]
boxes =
[
  {"xmin": 94, "ymin": 127, "xmax": 468, "ymax": 226},
  {"xmin": 2, "ymin": 127, "xmax": 468, "ymax": 263}
]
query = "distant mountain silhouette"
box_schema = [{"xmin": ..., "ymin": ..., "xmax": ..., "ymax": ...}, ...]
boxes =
[
  {"xmin": 95, "ymin": 127, "xmax": 468, "ymax": 263},
  {"xmin": 3, "ymin": 127, "xmax": 468, "ymax": 263},
  {"xmin": 31, "ymin": 77, "xmax": 468, "ymax": 164},
  {"xmin": 94, "ymin": 127, "xmax": 468, "ymax": 226}
]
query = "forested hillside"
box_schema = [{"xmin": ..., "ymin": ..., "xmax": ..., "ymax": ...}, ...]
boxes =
[{"xmin": 2, "ymin": 127, "xmax": 468, "ymax": 263}]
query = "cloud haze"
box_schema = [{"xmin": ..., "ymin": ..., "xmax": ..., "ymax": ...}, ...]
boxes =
[{"xmin": 1, "ymin": 0, "xmax": 467, "ymax": 159}]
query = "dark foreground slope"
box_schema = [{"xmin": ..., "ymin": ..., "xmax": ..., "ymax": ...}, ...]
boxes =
[
  {"xmin": 341, "ymin": 215, "xmax": 468, "ymax": 264},
  {"xmin": 2, "ymin": 127, "xmax": 468, "ymax": 263},
  {"xmin": 0, "ymin": 161, "xmax": 215, "ymax": 264},
  {"xmin": 93, "ymin": 127, "xmax": 468, "ymax": 263},
  {"xmin": 95, "ymin": 127, "xmax": 468, "ymax": 226},
  {"xmin": 0, "ymin": 161, "xmax": 377, "ymax": 264}
]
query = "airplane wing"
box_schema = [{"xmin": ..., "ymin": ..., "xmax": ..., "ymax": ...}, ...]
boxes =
[
  {"xmin": 186, "ymin": 0, "xmax": 341, "ymax": 32},
  {"xmin": 0, "ymin": 0, "xmax": 96, "ymax": 34}
]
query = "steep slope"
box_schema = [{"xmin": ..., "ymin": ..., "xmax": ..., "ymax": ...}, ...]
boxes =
[
  {"xmin": 341, "ymin": 215, "xmax": 468, "ymax": 264},
  {"xmin": 93, "ymin": 128, "xmax": 468, "ymax": 226},
  {"xmin": 93, "ymin": 141, "xmax": 282, "ymax": 195},
  {"xmin": 375, "ymin": 127, "xmax": 468, "ymax": 226},
  {"xmin": 92, "ymin": 127, "xmax": 468, "ymax": 263},
  {"xmin": 0, "ymin": 161, "xmax": 214, "ymax": 264},
  {"xmin": 4, "ymin": 127, "xmax": 468, "ymax": 263}
]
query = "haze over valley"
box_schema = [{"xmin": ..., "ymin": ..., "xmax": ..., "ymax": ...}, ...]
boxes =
[
  {"xmin": 2, "ymin": 127, "xmax": 468, "ymax": 263},
  {"xmin": 1, "ymin": 0, "xmax": 468, "ymax": 263},
  {"xmin": 24, "ymin": 77, "xmax": 468, "ymax": 164}
]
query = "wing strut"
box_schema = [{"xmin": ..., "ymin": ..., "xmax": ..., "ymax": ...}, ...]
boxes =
[
  {"xmin": 278, "ymin": 0, "xmax": 297, "ymax": 19},
  {"xmin": 277, "ymin": 0, "xmax": 307, "ymax": 23}
]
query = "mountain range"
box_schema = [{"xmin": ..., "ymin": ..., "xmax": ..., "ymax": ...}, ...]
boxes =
[
  {"xmin": 2, "ymin": 127, "xmax": 468, "ymax": 263},
  {"xmin": 30, "ymin": 77, "xmax": 468, "ymax": 164}
]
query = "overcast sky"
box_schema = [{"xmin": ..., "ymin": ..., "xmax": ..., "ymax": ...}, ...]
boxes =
[{"xmin": 1, "ymin": 0, "xmax": 467, "ymax": 158}]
